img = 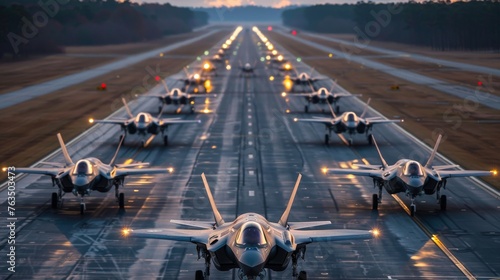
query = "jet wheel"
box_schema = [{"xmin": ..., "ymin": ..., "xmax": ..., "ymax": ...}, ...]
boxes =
[
  {"xmin": 195, "ymin": 270, "xmax": 204, "ymax": 280},
  {"xmin": 335, "ymin": 106, "xmax": 340, "ymax": 114},
  {"xmin": 158, "ymin": 106, "xmax": 163, "ymax": 114},
  {"xmin": 140, "ymin": 140, "xmax": 145, "ymax": 148},
  {"xmin": 410, "ymin": 205, "xmax": 416, "ymax": 217},
  {"xmin": 298, "ymin": 271, "xmax": 307, "ymax": 280},
  {"xmin": 80, "ymin": 204, "xmax": 85, "ymax": 215},
  {"xmin": 51, "ymin": 192, "xmax": 58, "ymax": 209},
  {"xmin": 119, "ymin": 135, "xmax": 125, "ymax": 145},
  {"xmin": 164, "ymin": 135, "xmax": 168, "ymax": 146},
  {"xmin": 372, "ymin": 194, "xmax": 378, "ymax": 210},
  {"xmin": 304, "ymin": 105, "xmax": 309, "ymax": 113},
  {"xmin": 368, "ymin": 134, "xmax": 373, "ymax": 145},
  {"xmin": 119, "ymin": 193, "xmax": 125, "ymax": 208},
  {"xmin": 324, "ymin": 134, "xmax": 329, "ymax": 145},
  {"xmin": 440, "ymin": 195, "xmax": 447, "ymax": 211}
]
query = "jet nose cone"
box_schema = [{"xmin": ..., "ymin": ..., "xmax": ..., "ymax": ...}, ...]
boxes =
[
  {"xmin": 136, "ymin": 123, "xmax": 147, "ymax": 130},
  {"xmin": 407, "ymin": 178, "xmax": 424, "ymax": 191},
  {"xmin": 239, "ymin": 249, "xmax": 266, "ymax": 276},
  {"xmin": 72, "ymin": 176, "xmax": 90, "ymax": 187}
]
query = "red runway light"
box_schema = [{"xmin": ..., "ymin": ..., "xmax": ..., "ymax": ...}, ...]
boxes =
[
  {"xmin": 155, "ymin": 76, "xmax": 161, "ymax": 82},
  {"xmin": 100, "ymin": 83, "xmax": 107, "ymax": 90},
  {"xmin": 477, "ymin": 81, "xmax": 483, "ymax": 86},
  {"xmin": 267, "ymin": 26, "xmax": 272, "ymax": 31},
  {"xmin": 291, "ymin": 30, "xmax": 297, "ymax": 36}
]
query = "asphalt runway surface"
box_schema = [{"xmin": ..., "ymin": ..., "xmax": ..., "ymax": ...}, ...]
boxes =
[{"xmin": 0, "ymin": 26, "xmax": 499, "ymax": 279}]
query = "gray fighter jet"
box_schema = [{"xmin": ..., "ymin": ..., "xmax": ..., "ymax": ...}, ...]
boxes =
[
  {"xmin": 15, "ymin": 133, "xmax": 172, "ymax": 214},
  {"xmin": 90, "ymin": 98, "xmax": 200, "ymax": 147},
  {"xmin": 123, "ymin": 173, "xmax": 377, "ymax": 280},
  {"xmin": 325, "ymin": 135, "xmax": 496, "ymax": 216},
  {"xmin": 147, "ymin": 79, "xmax": 212, "ymax": 114},
  {"xmin": 293, "ymin": 99, "xmax": 402, "ymax": 145},
  {"xmin": 238, "ymin": 61, "xmax": 258, "ymax": 77},
  {"xmin": 287, "ymin": 68, "xmax": 326, "ymax": 85},
  {"xmin": 283, "ymin": 84, "xmax": 358, "ymax": 113}
]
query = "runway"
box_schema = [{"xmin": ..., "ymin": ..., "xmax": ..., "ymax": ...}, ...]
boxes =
[{"xmin": 0, "ymin": 26, "xmax": 499, "ymax": 279}]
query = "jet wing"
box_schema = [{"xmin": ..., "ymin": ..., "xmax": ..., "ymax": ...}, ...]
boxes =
[
  {"xmin": 111, "ymin": 167, "xmax": 171, "ymax": 177},
  {"xmin": 436, "ymin": 170, "xmax": 494, "ymax": 179},
  {"xmin": 91, "ymin": 119, "xmax": 129, "ymax": 125},
  {"xmin": 15, "ymin": 167, "xmax": 64, "ymax": 177},
  {"xmin": 327, "ymin": 168, "xmax": 384, "ymax": 178},
  {"xmin": 332, "ymin": 92, "xmax": 354, "ymax": 98},
  {"xmin": 171, "ymin": 219, "xmax": 215, "ymax": 229},
  {"xmin": 288, "ymin": 221, "xmax": 332, "ymax": 230},
  {"xmin": 293, "ymin": 117, "xmax": 333, "ymax": 125},
  {"xmin": 292, "ymin": 229, "xmax": 374, "ymax": 244},
  {"xmin": 354, "ymin": 164, "xmax": 384, "ymax": 170},
  {"xmin": 285, "ymin": 93, "xmax": 315, "ymax": 97},
  {"xmin": 365, "ymin": 118, "xmax": 403, "ymax": 125},
  {"xmin": 159, "ymin": 119, "xmax": 201, "ymax": 127},
  {"xmin": 127, "ymin": 228, "xmax": 211, "ymax": 244}
]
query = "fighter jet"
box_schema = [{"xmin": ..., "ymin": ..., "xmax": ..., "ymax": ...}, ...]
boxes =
[
  {"xmin": 147, "ymin": 79, "xmax": 212, "ymax": 114},
  {"xmin": 325, "ymin": 135, "xmax": 496, "ymax": 216},
  {"xmin": 181, "ymin": 67, "xmax": 209, "ymax": 88},
  {"xmin": 293, "ymin": 99, "xmax": 402, "ymax": 145},
  {"xmin": 123, "ymin": 173, "xmax": 377, "ymax": 280},
  {"xmin": 209, "ymin": 54, "xmax": 224, "ymax": 65},
  {"xmin": 287, "ymin": 68, "xmax": 326, "ymax": 85},
  {"xmin": 238, "ymin": 61, "xmax": 258, "ymax": 77},
  {"xmin": 283, "ymin": 84, "xmax": 359, "ymax": 114},
  {"xmin": 15, "ymin": 133, "xmax": 171, "ymax": 214},
  {"xmin": 89, "ymin": 98, "xmax": 200, "ymax": 147}
]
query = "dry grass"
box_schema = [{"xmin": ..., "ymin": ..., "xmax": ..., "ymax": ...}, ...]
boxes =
[
  {"xmin": 321, "ymin": 33, "xmax": 500, "ymax": 70},
  {"xmin": 0, "ymin": 30, "xmax": 229, "ymax": 182},
  {"xmin": 0, "ymin": 30, "xmax": 210, "ymax": 95},
  {"xmin": 299, "ymin": 34, "xmax": 500, "ymax": 97},
  {"xmin": 267, "ymin": 31, "xmax": 500, "ymax": 190}
]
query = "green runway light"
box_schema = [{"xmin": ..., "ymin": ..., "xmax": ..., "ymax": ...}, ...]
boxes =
[
  {"xmin": 296, "ymin": 57, "xmax": 302, "ymax": 62},
  {"xmin": 197, "ymin": 56, "xmax": 201, "ymax": 61},
  {"xmin": 260, "ymin": 57, "xmax": 265, "ymax": 62},
  {"xmin": 204, "ymin": 51, "xmax": 209, "ymax": 55}
]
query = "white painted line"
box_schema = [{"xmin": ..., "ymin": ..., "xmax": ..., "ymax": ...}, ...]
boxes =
[
  {"xmin": 249, "ymin": 190, "xmax": 255, "ymax": 196},
  {"xmin": 249, "ymin": 170, "xmax": 255, "ymax": 175},
  {"xmin": 248, "ymin": 154, "xmax": 254, "ymax": 159},
  {"xmin": 248, "ymin": 109, "xmax": 252, "ymax": 112},
  {"xmin": 248, "ymin": 141, "xmax": 253, "ymax": 146},
  {"xmin": 248, "ymin": 122, "xmax": 252, "ymax": 126},
  {"xmin": 248, "ymin": 115, "xmax": 252, "ymax": 119},
  {"xmin": 248, "ymin": 131, "xmax": 253, "ymax": 135}
]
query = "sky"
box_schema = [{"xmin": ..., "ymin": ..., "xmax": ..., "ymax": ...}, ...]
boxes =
[{"xmin": 131, "ymin": 1, "xmax": 349, "ymax": 8}]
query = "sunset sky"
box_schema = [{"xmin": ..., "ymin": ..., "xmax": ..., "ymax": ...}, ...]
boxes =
[{"xmin": 131, "ymin": 0, "xmax": 359, "ymax": 8}]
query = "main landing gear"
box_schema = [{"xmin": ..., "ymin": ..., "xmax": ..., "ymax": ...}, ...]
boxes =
[
  {"xmin": 372, "ymin": 180, "xmax": 383, "ymax": 210},
  {"xmin": 292, "ymin": 247, "xmax": 308, "ymax": 280},
  {"xmin": 114, "ymin": 180, "xmax": 125, "ymax": 209},
  {"xmin": 195, "ymin": 246, "xmax": 211, "ymax": 280},
  {"xmin": 51, "ymin": 188, "xmax": 63, "ymax": 209},
  {"xmin": 437, "ymin": 179, "xmax": 447, "ymax": 211}
]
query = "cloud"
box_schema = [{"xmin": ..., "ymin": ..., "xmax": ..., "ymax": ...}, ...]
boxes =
[
  {"xmin": 272, "ymin": 0, "xmax": 291, "ymax": 8},
  {"xmin": 204, "ymin": 0, "xmax": 242, "ymax": 7}
]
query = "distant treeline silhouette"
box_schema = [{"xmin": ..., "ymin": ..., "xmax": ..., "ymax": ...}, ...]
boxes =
[
  {"xmin": 282, "ymin": 2, "xmax": 500, "ymax": 51},
  {"xmin": 0, "ymin": 0, "xmax": 208, "ymax": 57}
]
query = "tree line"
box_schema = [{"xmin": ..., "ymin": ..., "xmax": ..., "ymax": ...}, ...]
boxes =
[
  {"xmin": 282, "ymin": 1, "xmax": 500, "ymax": 51},
  {"xmin": 0, "ymin": 0, "xmax": 208, "ymax": 57}
]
